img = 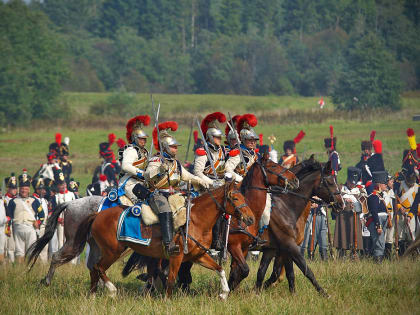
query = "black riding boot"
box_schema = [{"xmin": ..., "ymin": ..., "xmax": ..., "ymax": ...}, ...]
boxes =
[
  {"xmin": 211, "ymin": 215, "xmax": 224, "ymax": 251},
  {"xmin": 249, "ymin": 229, "xmax": 268, "ymax": 250},
  {"xmin": 158, "ymin": 212, "xmax": 179, "ymax": 257},
  {"xmin": 384, "ymin": 243, "xmax": 392, "ymax": 260}
]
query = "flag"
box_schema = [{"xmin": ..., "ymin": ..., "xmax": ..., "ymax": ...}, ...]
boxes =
[{"xmin": 318, "ymin": 97, "xmax": 325, "ymax": 109}]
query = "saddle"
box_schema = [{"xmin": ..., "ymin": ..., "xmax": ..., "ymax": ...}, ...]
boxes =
[{"xmin": 140, "ymin": 193, "xmax": 187, "ymax": 230}]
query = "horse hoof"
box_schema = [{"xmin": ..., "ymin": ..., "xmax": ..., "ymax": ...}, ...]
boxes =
[
  {"xmin": 40, "ymin": 278, "xmax": 50, "ymax": 287},
  {"xmin": 219, "ymin": 292, "xmax": 229, "ymax": 300},
  {"xmin": 320, "ymin": 290, "xmax": 330, "ymax": 299}
]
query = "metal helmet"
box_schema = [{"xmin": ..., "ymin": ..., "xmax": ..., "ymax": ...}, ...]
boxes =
[
  {"xmin": 201, "ymin": 112, "xmax": 226, "ymax": 146},
  {"xmin": 237, "ymin": 114, "xmax": 259, "ymax": 142},
  {"xmin": 153, "ymin": 121, "xmax": 180, "ymax": 157},
  {"xmin": 126, "ymin": 115, "xmax": 151, "ymax": 144},
  {"xmin": 227, "ymin": 129, "xmax": 239, "ymax": 145}
]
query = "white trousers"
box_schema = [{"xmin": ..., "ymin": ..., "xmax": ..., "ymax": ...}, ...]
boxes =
[
  {"xmin": 124, "ymin": 178, "xmax": 138, "ymax": 204},
  {"xmin": 397, "ymin": 214, "xmax": 416, "ymax": 241},
  {"xmin": 13, "ymin": 223, "xmax": 37, "ymax": 257},
  {"xmin": 259, "ymin": 194, "xmax": 272, "ymax": 230},
  {"xmin": 0, "ymin": 224, "xmax": 6, "ymax": 255},
  {"xmin": 6, "ymin": 226, "xmax": 15, "ymax": 262}
]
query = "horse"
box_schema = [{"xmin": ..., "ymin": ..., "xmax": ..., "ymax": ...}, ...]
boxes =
[
  {"xmin": 26, "ymin": 196, "xmax": 103, "ymax": 285},
  {"xmin": 255, "ymin": 156, "xmax": 345, "ymax": 296},
  {"xmin": 69, "ymin": 181, "xmax": 255, "ymax": 299},
  {"xmin": 122, "ymin": 154, "xmax": 300, "ymax": 292}
]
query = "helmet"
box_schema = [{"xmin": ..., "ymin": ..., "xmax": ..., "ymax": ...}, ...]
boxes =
[
  {"xmin": 225, "ymin": 114, "xmax": 241, "ymax": 146},
  {"xmin": 153, "ymin": 121, "xmax": 180, "ymax": 157},
  {"xmin": 201, "ymin": 112, "xmax": 226, "ymax": 146},
  {"xmin": 5, "ymin": 173, "xmax": 17, "ymax": 189},
  {"xmin": 237, "ymin": 114, "xmax": 259, "ymax": 142},
  {"xmin": 33, "ymin": 177, "xmax": 46, "ymax": 190},
  {"xmin": 18, "ymin": 169, "xmax": 31, "ymax": 187},
  {"xmin": 126, "ymin": 115, "xmax": 151, "ymax": 143}
]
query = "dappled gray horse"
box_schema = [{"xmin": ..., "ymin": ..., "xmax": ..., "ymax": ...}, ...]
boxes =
[{"xmin": 26, "ymin": 196, "xmax": 103, "ymax": 286}]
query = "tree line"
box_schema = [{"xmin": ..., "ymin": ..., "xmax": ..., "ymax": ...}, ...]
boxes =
[{"xmin": 1, "ymin": 0, "xmax": 419, "ymax": 124}]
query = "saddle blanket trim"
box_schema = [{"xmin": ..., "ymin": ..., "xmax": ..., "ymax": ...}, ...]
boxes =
[{"xmin": 116, "ymin": 208, "xmax": 151, "ymax": 246}]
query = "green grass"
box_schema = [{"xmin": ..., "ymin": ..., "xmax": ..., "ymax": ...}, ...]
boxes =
[{"xmin": 0, "ymin": 257, "xmax": 418, "ymax": 314}]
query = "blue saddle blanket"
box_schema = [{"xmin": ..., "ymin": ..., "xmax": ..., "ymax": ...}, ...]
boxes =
[{"xmin": 116, "ymin": 207, "xmax": 151, "ymax": 246}]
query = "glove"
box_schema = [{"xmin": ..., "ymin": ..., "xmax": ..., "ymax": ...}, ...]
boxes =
[
  {"xmin": 199, "ymin": 179, "xmax": 210, "ymax": 189},
  {"xmin": 212, "ymin": 179, "xmax": 224, "ymax": 189}
]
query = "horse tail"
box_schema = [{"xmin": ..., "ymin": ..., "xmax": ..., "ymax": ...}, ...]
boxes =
[
  {"xmin": 71, "ymin": 213, "xmax": 97, "ymax": 259},
  {"xmin": 402, "ymin": 234, "xmax": 420, "ymax": 258},
  {"xmin": 122, "ymin": 252, "xmax": 151, "ymax": 278},
  {"xmin": 26, "ymin": 202, "xmax": 69, "ymax": 270}
]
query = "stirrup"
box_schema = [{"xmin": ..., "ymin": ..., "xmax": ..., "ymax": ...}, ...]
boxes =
[
  {"xmin": 163, "ymin": 242, "xmax": 180, "ymax": 257},
  {"xmin": 249, "ymin": 236, "xmax": 267, "ymax": 250}
]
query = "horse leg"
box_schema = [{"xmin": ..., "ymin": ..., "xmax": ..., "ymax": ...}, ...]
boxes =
[
  {"xmin": 227, "ymin": 244, "xmax": 249, "ymax": 291},
  {"xmin": 87, "ymin": 239, "xmax": 104, "ymax": 289},
  {"xmin": 195, "ymin": 253, "xmax": 230, "ymax": 300},
  {"xmin": 262, "ymin": 252, "xmax": 283, "ymax": 289},
  {"xmin": 166, "ymin": 254, "xmax": 184, "ymax": 297},
  {"xmin": 93, "ymin": 248, "xmax": 124, "ymax": 297},
  {"xmin": 286, "ymin": 241, "xmax": 328, "ymax": 297},
  {"xmin": 255, "ymin": 249, "xmax": 275, "ymax": 290},
  {"xmin": 283, "ymin": 257, "xmax": 295, "ymax": 293},
  {"xmin": 177, "ymin": 261, "xmax": 193, "ymax": 293}
]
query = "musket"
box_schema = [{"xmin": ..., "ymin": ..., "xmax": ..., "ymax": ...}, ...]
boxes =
[
  {"xmin": 395, "ymin": 208, "xmax": 399, "ymax": 258},
  {"xmin": 309, "ymin": 209, "xmax": 316, "ymax": 260},
  {"xmin": 184, "ymin": 120, "xmax": 194, "ymax": 163},
  {"xmin": 183, "ymin": 180, "xmax": 192, "ymax": 254},
  {"xmin": 148, "ymin": 95, "xmax": 156, "ymax": 159},
  {"xmin": 352, "ymin": 210, "xmax": 358, "ymax": 260},
  {"xmin": 195, "ymin": 118, "xmax": 218, "ymax": 179},
  {"xmin": 227, "ymin": 112, "xmax": 246, "ymax": 170},
  {"xmin": 326, "ymin": 206, "xmax": 335, "ymax": 259}
]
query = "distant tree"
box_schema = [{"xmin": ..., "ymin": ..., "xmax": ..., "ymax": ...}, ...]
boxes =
[
  {"xmin": 0, "ymin": 0, "xmax": 67, "ymax": 125},
  {"xmin": 332, "ymin": 32, "xmax": 402, "ymax": 110}
]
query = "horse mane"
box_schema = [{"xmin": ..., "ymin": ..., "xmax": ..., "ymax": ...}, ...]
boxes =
[
  {"xmin": 194, "ymin": 182, "xmax": 227, "ymax": 203},
  {"xmin": 293, "ymin": 158, "xmax": 322, "ymax": 180},
  {"xmin": 240, "ymin": 162, "xmax": 257, "ymax": 194}
]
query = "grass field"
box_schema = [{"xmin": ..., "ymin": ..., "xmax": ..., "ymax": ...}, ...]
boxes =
[
  {"xmin": 0, "ymin": 256, "xmax": 419, "ymax": 315},
  {"xmin": 0, "ymin": 92, "xmax": 419, "ymax": 191}
]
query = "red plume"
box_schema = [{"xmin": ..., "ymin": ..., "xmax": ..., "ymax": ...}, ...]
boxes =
[
  {"xmin": 99, "ymin": 174, "xmax": 107, "ymax": 182},
  {"xmin": 152, "ymin": 121, "xmax": 178, "ymax": 151},
  {"xmin": 125, "ymin": 115, "xmax": 151, "ymax": 142},
  {"xmin": 225, "ymin": 114, "xmax": 241, "ymax": 137},
  {"xmin": 373, "ymin": 140, "xmax": 382, "ymax": 154},
  {"xmin": 407, "ymin": 128, "xmax": 415, "ymax": 137},
  {"xmin": 293, "ymin": 130, "xmax": 305, "ymax": 144},
  {"xmin": 201, "ymin": 112, "xmax": 226, "ymax": 136},
  {"xmin": 237, "ymin": 114, "xmax": 257, "ymax": 134},
  {"xmin": 116, "ymin": 138, "xmax": 126, "ymax": 149},
  {"xmin": 329, "ymin": 125, "xmax": 334, "ymax": 149},
  {"xmin": 193, "ymin": 130, "xmax": 198, "ymax": 143},
  {"xmin": 55, "ymin": 133, "xmax": 62, "ymax": 145},
  {"xmin": 259, "ymin": 134, "xmax": 263, "ymax": 146},
  {"xmin": 108, "ymin": 133, "xmax": 116, "ymax": 145},
  {"xmin": 370, "ymin": 130, "xmax": 376, "ymax": 142}
]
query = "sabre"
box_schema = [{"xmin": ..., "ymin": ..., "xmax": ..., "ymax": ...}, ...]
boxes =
[
  {"xmin": 149, "ymin": 95, "xmax": 156, "ymax": 159},
  {"xmin": 195, "ymin": 118, "xmax": 218, "ymax": 179},
  {"xmin": 183, "ymin": 180, "xmax": 192, "ymax": 254},
  {"xmin": 227, "ymin": 112, "xmax": 246, "ymax": 170},
  {"xmin": 222, "ymin": 215, "xmax": 231, "ymax": 262},
  {"xmin": 184, "ymin": 119, "xmax": 194, "ymax": 163}
]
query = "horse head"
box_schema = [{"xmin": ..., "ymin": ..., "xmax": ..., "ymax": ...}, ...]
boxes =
[
  {"xmin": 258, "ymin": 154, "xmax": 299, "ymax": 190},
  {"xmin": 225, "ymin": 181, "xmax": 255, "ymax": 226},
  {"xmin": 314, "ymin": 160, "xmax": 345, "ymax": 212}
]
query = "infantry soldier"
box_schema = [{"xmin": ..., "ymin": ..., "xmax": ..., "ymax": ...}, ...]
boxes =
[
  {"xmin": 334, "ymin": 167, "xmax": 364, "ymax": 259},
  {"xmin": 68, "ymin": 178, "xmax": 81, "ymax": 198},
  {"xmin": 94, "ymin": 142, "xmax": 118, "ymax": 187},
  {"xmin": 32, "ymin": 177, "xmax": 49, "ymax": 263},
  {"xmin": 355, "ymin": 131, "xmax": 375, "ymax": 184},
  {"xmin": 366, "ymin": 139, "xmax": 385, "ymax": 182},
  {"xmin": 51, "ymin": 167, "xmax": 76, "ymax": 250},
  {"xmin": 383, "ymin": 175, "xmax": 396, "ymax": 259},
  {"xmin": 279, "ymin": 130, "xmax": 305, "ymax": 169},
  {"xmin": 33, "ymin": 152, "xmax": 60, "ymax": 199},
  {"xmin": 6, "ymin": 171, "xmax": 44, "ymax": 263},
  {"xmin": 59, "ymin": 148, "xmax": 72, "ymax": 184},
  {"xmin": 49, "ymin": 133, "xmax": 69, "ymax": 159},
  {"xmin": 300, "ymin": 198, "xmax": 329, "ymax": 260},
  {"xmin": 194, "ymin": 112, "xmax": 227, "ymax": 188},
  {"xmin": 118, "ymin": 115, "xmax": 151, "ymax": 206},
  {"xmin": 0, "ymin": 190, "xmax": 7, "ymax": 264},
  {"xmin": 3, "ymin": 173, "xmax": 17, "ymax": 263},
  {"xmin": 324, "ymin": 126, "xmax": 341, "ymax": 177},
  {"xmin": 145, "ymin": 121, "xmax": 209, "ymax": 256},
  {"xmin": 366, "ymin": 171, "xmax": 389, "ymax": 262}
]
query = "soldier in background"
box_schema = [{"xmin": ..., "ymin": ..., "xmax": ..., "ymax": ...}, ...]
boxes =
[
  {"xmin": 33, "ymin": 152, "xmax": 60, "ymax": 199},
  {"xmin": 355, "ymin": 131, "xmax": 375, "ymax": 184},
  {"xmin": 0, "ymin": 190, "xmax": 7, "ymax": 264},
  {"xmin": 3, "ymin": 173, "xmax": 17, "ymax": 263},
  {"xmin": 334, "ymin": 167, "xmax": 364, "ymax": 259},
  {"xmin": 7, "ymin": 171, "xmax": 44, "ymax": 264},
  {"xmin": 324, "ymin": 126, "xmax": 341, "ymax": 177},
  {"xmin": 32, "ymin": 177, "xmax": 49, "ymax": 263},
  {"xmin": 59, "ymin": 148, "xmax": 72, "ymax": 184},
  {"xmin": 279, "ymin": 130, "xmax": 305, "ymax": 169},
  {"xmin": 49, "ymin": 133, "xmax": 69, "ymax": 159},
  {"xmin": 383, "ymin": 176, "xmax": 396, "ymax": 259},
  {"xmin": 68, "ymin": 178, "xmax": 81, "ymax": 198}
]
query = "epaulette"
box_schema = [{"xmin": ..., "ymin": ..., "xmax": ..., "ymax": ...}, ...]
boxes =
[
  {"xmin": 229, "ymin": 149, "xmax": 240, "ymax": 157},
  {"xmin": 195, "ymin": 148, "xmax": 206, "ymax": 156},
  {"xmin": 149, "ymin": 156, "xmax": 161, "ymax": 163},
  {"xmin": 255, "ymin": 148, "xmax": 259, "ymax": 153},
  {"xmin": 110, "ymin": 164, "xmax": 115, "ymax": 168}
]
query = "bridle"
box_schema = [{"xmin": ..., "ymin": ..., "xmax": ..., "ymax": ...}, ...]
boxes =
[
  {"xmin": 208, "ymin": 185, "xmax": 249, "ymax": 223},
  {"xmin": 249, "ymin": 159, "xmax": 296, "ymax": 193}
]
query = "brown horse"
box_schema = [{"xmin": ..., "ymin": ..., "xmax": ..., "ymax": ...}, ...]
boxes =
[
  {"xmin": 70, "ymin": 181, "xmax": 255, "ymax": 299},
  {"xmin": 255, "ymin": 156, "xmax": 345, "ymax": 296}
]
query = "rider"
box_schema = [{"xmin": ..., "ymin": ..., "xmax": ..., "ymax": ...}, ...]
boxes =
[
  {"xmin": 144, "ymin": 121, "xmax": 209, "ymax": 257},
  {"xmin": 118, "ymin": 115, "xmax": 151, "ymax": 206},
  {"xmin": 194, "ymin": 112, "xmax": 227, "ymax": 188},
  {"xmin": 224, "ymin": 114, "xmax": 241, "ymax": 155},
  {"xmin": 225, "ymin": 114, "xmax": 268, "ymax": 245},
  {"xmin": 279, "ymin": 130, "xmax": 305, "ymax": 169}
]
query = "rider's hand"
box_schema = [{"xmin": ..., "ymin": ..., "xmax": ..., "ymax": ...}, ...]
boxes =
[
  {"xmin": 199, "ymin": 179, "xmax": 210, "ymax": 189},
  {"xmin": 212, "ymin": 180, "xmax": 224, "ymax": 189}
]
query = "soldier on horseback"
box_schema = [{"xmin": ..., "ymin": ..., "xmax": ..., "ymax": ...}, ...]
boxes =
[
  {"xmin": 224, "ymin": 114, "xmax": 241, "ymax": 155},
  {"xmin": 279, "ymin": 130, "xmax": 305, "ymax": 169},
  {"xmin": 145, "ymin": 121, "xmax": 209, "ymax": 257},
  {"xmin": 118, "ymin": 115, "xmax": 151, "ymax": 206},
  {"xmin": 194, "ymin": 112, "xmax": 227, "ymax": 188}
]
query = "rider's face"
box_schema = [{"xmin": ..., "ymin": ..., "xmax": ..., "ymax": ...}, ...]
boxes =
[
  {"xmin": 285, "ymin": 148, "xmax": 292, "ymax": 156},
  {"xmin": 229, "ymin": 138, "xmax": 238, "ymax": 147},
  {"xmin": 135, "ymin": 137, "xmax": 147, "ymax": 148},
  {"xmin": 169, "ymin": 145, "xmax": 178, "ymax": 156},
  {"xmin": 244, "ymin": 139, "xmax": 257, "ymax": 150},
  {"xmin": 213, "ymin": 136, "xmax": 221, "ymax": 146}
]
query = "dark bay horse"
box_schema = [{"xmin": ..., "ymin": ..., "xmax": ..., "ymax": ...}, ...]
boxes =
[
  {"xmin": 70, "ymin": 182, "xmax": 255, "ymax": 299},
  {"xmin": 255, "ymin": 156, "xmax": 345, "ymax": 296}
]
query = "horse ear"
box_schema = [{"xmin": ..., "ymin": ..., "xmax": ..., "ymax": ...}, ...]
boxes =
[
  {"xmin": 309, "ymin": 154, "xmax": 315, "ymax": 162},
  {"xmin": 323, "ymin": 160, "xmax": 332, "ymax": 174}
]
